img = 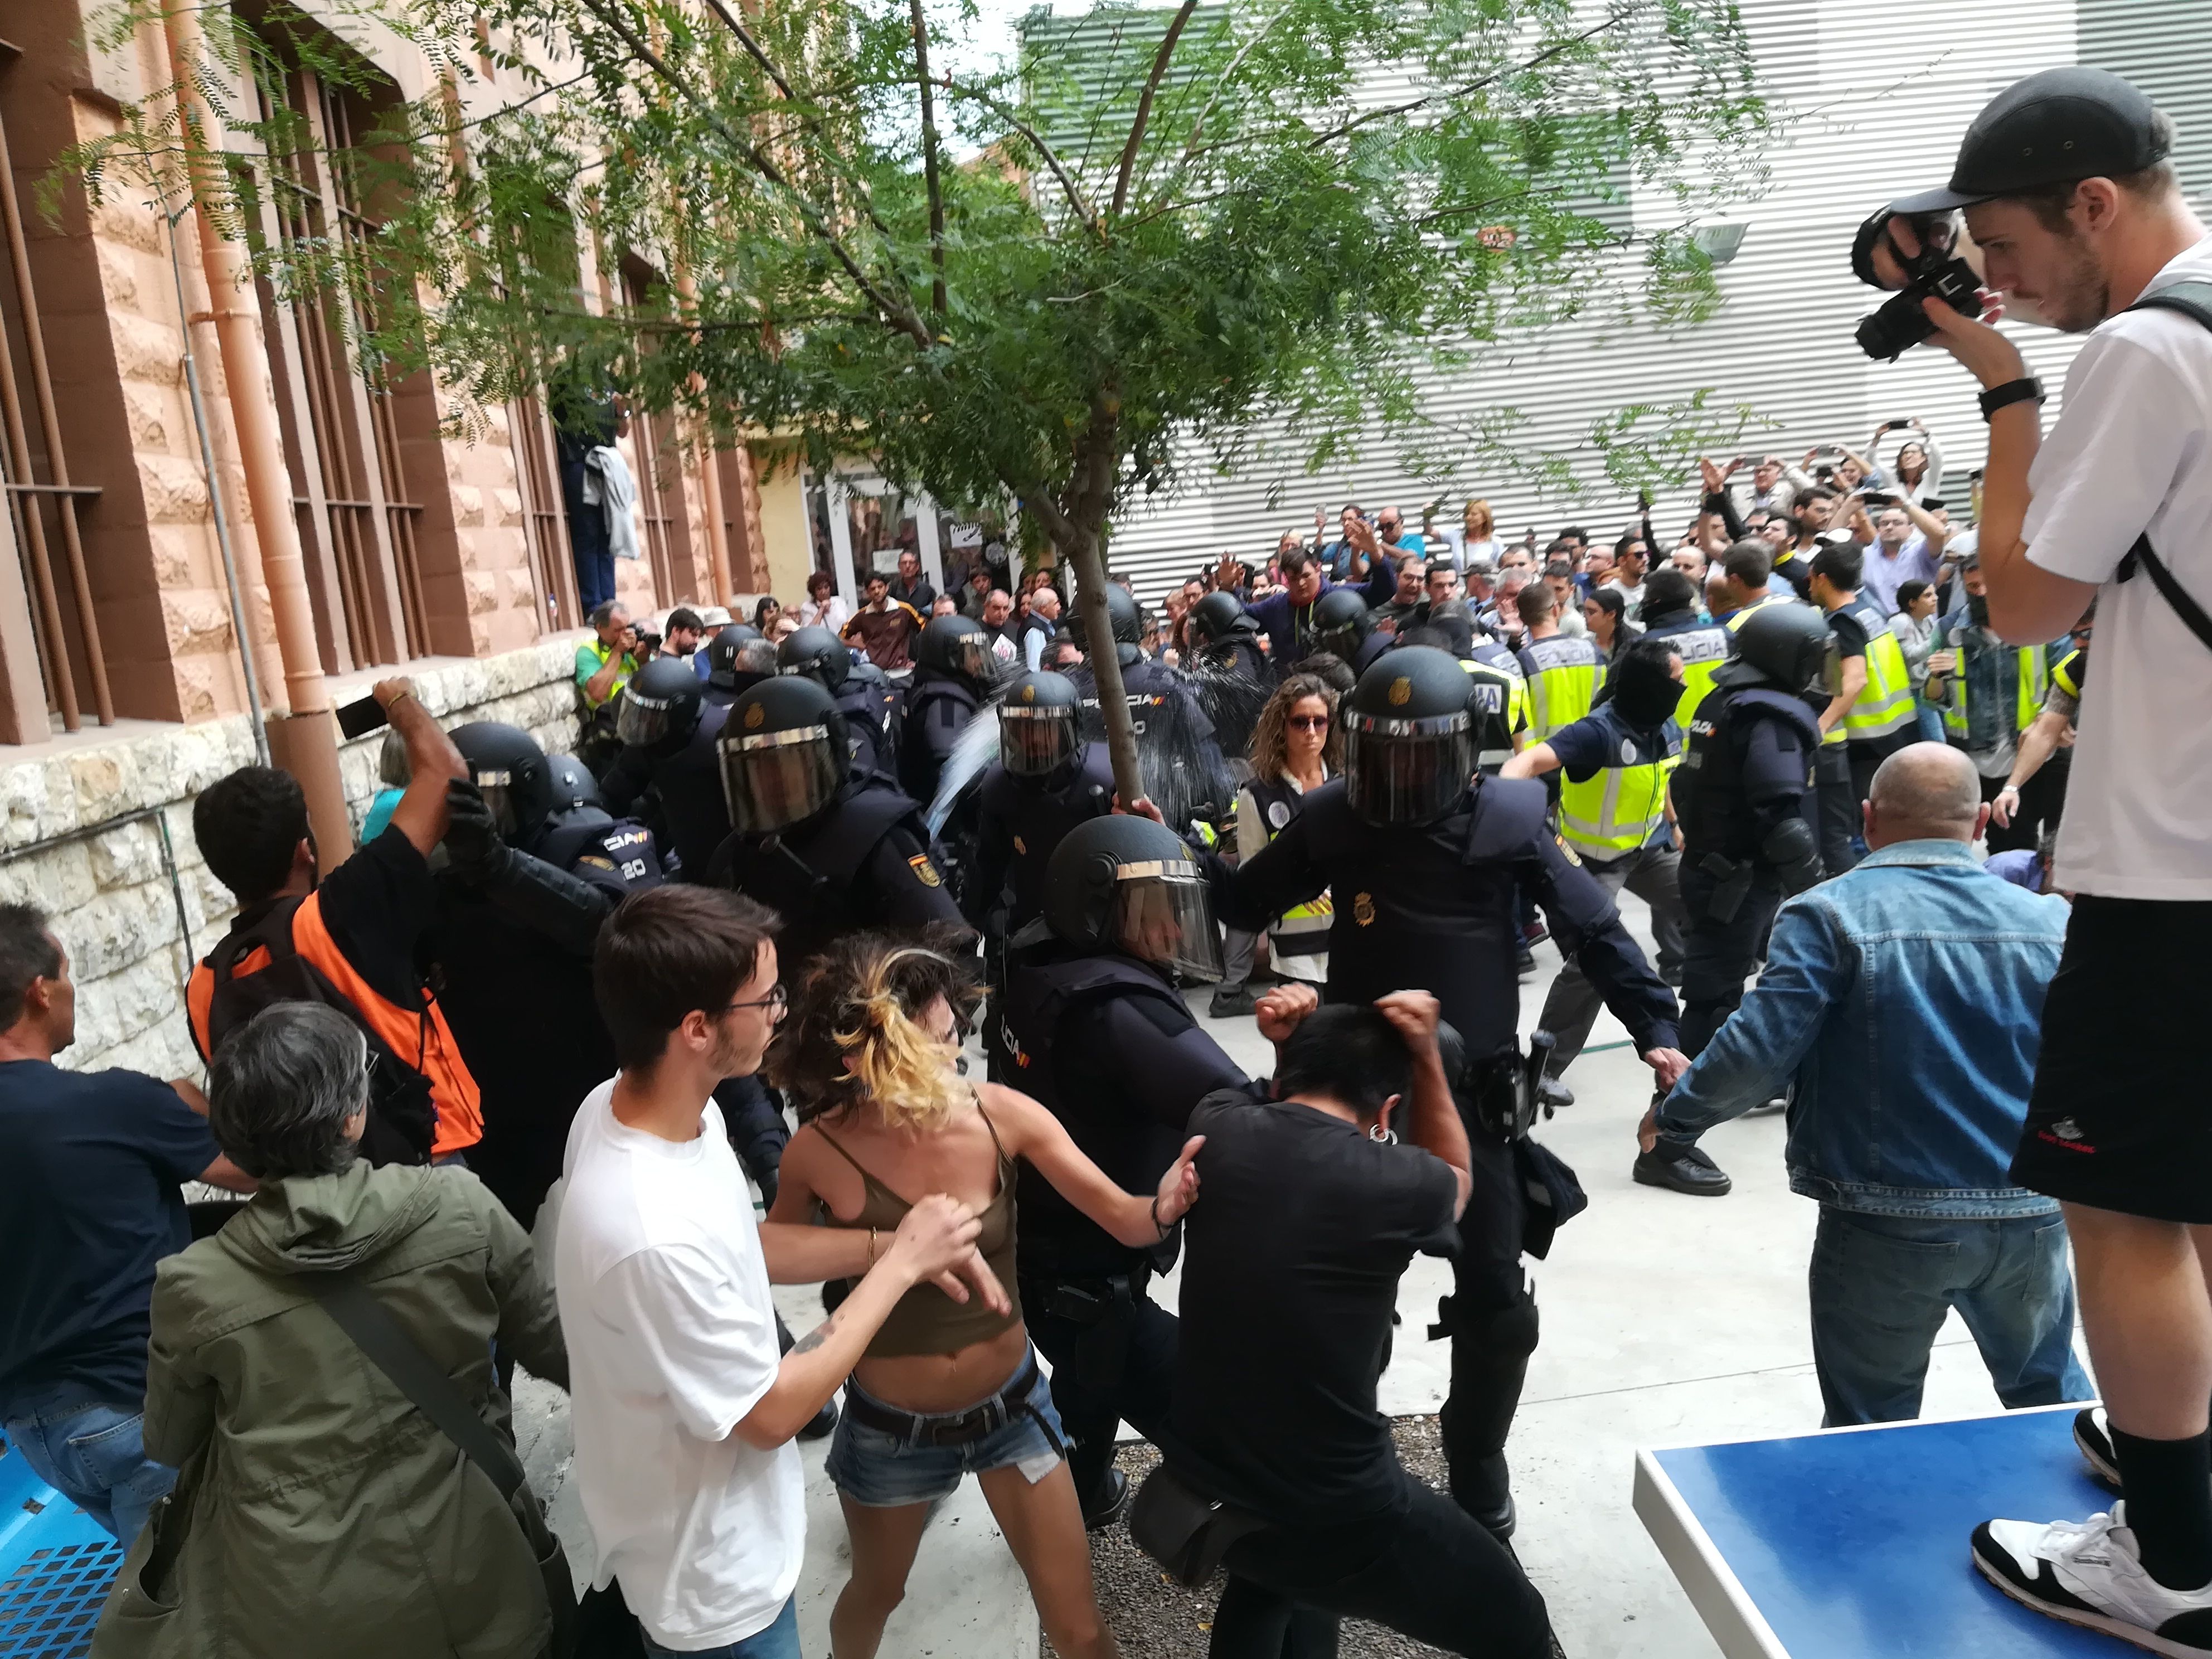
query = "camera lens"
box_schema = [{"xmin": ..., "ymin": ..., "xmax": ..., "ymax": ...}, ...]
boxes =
[{"xmin": 1856, "ymin": 291, "xmax": 1937, "ymax": 362}]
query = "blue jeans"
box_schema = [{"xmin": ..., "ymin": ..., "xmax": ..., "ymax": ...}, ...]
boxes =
[
  {"xmin": 639, "ymin": 1597, "xmax": 799, "ymax": 1658},
  {"xmin": 1807, "ymin": 1207, "xmax": 2094, "ymax": 1427},
  {"xmin": 2, "ymin": 1388, "xmax": 176, "ymax": 1546},
  {"xmin": 1915, "ymin": 700, "xmax": 1946, "ymax": 741}
]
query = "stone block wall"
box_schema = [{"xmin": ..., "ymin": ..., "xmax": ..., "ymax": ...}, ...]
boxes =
[{"xmin": 1, "ymin": 639, "xmax": 585, "ymax": 1086}]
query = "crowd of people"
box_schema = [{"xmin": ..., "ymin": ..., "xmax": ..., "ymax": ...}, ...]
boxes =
[{"xmin": 2, "ymin": 60, "xmax": 2208, "ymax": 1659}]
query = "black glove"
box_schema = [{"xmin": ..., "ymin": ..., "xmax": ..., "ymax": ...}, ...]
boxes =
[{"xmin": 442, "ymin": 779, "xmax": 509, "ymax": 885}]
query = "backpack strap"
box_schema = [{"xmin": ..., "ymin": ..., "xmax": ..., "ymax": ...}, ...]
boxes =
[{"xmin": 2114, "ymin": 283, "xmax": 2212, "ymax": 655}]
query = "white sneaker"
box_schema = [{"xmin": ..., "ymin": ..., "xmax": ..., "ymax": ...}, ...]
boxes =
[
  {"xmin": 2078, "ymin": 1406, "xmax": 2122, "ymax": 1491},
  {"xmin": 1973, "ymin": 1503, "xmax": 2212, "ymax": 1656}
]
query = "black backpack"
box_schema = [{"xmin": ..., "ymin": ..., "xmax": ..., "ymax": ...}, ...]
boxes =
[
  {"xmin": 2115, "ymin": 280, "xmax": 2212, "ymax": 654},
  {"xmin": 197, "ymin": 899, "xmax": 438, "ymax": 1166}
]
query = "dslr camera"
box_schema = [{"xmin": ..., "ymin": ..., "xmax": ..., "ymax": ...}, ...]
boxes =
[{"xmin": 1850, "ymin": 208, "xmax": 1983, "ymax": 361}]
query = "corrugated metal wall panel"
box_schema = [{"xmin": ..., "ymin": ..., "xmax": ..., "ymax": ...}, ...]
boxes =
[{"xmin": 1074, "ymin": 0, "xmax": 2212, "ymax": 602}]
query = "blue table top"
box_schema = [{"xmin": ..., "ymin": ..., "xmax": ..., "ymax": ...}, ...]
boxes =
[{"xmin": 1650, "ymin": 1408, "xmax": 2118, "ymax": 1658}]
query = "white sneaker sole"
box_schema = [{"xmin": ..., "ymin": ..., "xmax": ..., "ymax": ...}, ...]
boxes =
[{"xmin": 1971, "ymin": 1541, "xmax": 2212, "ymax": 1658}]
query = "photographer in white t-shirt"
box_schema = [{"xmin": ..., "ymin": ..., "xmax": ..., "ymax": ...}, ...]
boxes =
[{"xmin": 1869, "ymin": 67, "xmax": 2212, "ymax": 1648}]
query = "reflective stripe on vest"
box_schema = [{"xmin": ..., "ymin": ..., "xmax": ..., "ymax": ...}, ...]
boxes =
[
  {"xmin": 1239, "ymin": 783, "xmax": 1332, "ymax": 942},
  {"xmin": 1558, "ymin": 754, "xmax": 1677, "ymax": 856},
  {"xmin": 1665, "ymin": 624, "xmax": 1733, "ymax": 725},
  {"xmin": 1842, "ymin": 615, "xmax": 1917, "ymax": 743},
  {"xmin": 1723, "ymin": 593, "xmax": 1788, "ymax": 633},
  {"xmin": 1942, "ymin": 645, "xmax": 2050, "ymax": 739},
  {"xmin": 1523, "ymin": 637, "xmax": 1603, "ymax": 739}
]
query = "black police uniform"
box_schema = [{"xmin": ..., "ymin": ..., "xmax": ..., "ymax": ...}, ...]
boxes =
[
  {"xmin": 998, "ymin": 939, "xmax": 1249, "ymax": 1516},
  {"xmin": 708, "ymin": 772, "xmax": 966, "ymax": 973},
  {"xmin": 1230, "ymin": 665, "xmax": 1677, "ymax": 1535},
  {"xmin": 900, "ymin": 666, "xmax": 981, "ymax": 808},
  {"xmin": 1070, "ymin": 647, "xmax": 1236, "ymax": 832},
  {"xmin": 1195, "ymin": 632, "xmax": 1269, "ymax": 682},
  {"xmin": 967, "ymin": 745, "xmax": 1115, "ymax": 933},
  {"xmin": 602, "ymin": 702, "xmax": 732, "ymax": 879},
  {"xmin": 1672, "ymin": 665, "xmax": 1825, "ymax": 1059},
  {"xmin": 434, "ymin": 741, "xmax": 671, "ymax": 1230}
]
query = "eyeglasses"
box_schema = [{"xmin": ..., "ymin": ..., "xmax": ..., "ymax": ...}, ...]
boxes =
[
  {"xmin": 1287, "ymin": 714, "xmax": 1330, "ymax": 731},
  {"xmin": 720, "ymin": 984, "xmax": 789, "ymax": 1017}
]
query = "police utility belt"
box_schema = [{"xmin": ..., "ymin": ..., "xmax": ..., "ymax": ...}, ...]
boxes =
[
  {"xmin": 1462, "ymin": 1030, "xmax": 1557, "ymax": 1143},
  {"xmin": 1031, "ymin": 1260, "xmax": 1153, "ymax": 1327}
]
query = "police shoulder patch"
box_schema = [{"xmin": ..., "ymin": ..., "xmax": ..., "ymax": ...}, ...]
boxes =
[{"xmin": 908, "ymin": 853, "xmax": 942, "ymax": 887}]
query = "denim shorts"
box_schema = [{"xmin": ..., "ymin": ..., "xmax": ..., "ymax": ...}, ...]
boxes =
[{"xmin": 826, "ymin": 1350, "xmax": 1068, "ymax": 1508}]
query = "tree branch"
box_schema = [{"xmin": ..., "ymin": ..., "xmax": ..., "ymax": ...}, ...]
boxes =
[
  {"xmin": 570, "ymin": 0, "xmax": 932, "ymax": 349},
  {"xmin": 1110, "ymin": 0, "xmax": 1200, "ymax": 217},
  {"xmin": 935, "ymin": 76, "xmax": 1103, "ymax": 236},
  {"xmin": 910, "ymin": 0, "xmax": 947, "ymax": 319}
]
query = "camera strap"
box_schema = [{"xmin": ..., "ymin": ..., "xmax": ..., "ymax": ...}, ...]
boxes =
[{"xmin": 2115, "ymin": 282, "xmax": 2212, "ymax": 657}]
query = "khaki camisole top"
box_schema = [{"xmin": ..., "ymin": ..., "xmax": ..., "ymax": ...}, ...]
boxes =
[{"xmin": 814, "ymin": 1099, "xmax": 1024, "ymax": 1359}]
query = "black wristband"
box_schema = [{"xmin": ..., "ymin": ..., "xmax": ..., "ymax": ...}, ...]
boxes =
[{"xmin": 1978, "ymin": 377, "xmax": 2044, "ymax": 421}]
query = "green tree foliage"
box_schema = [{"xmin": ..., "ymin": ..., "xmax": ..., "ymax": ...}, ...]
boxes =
[{"xmin": 77, "ymin": 0, "xmax": 1765, "ymax": 795}]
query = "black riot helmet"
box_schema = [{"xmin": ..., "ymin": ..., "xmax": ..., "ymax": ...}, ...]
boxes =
[
  {"xmin": 1000, "ymin": 671, "xmax": 1082, "ymax": 779},
  {"xmin": 706, "ymin": 622, "xmax": 765, "ymax": 690},
  {"xmin": 1065, "ymin": 582, "xmax": 1144, "ymax": 660},
  {"xmin": 1308, "ymin": 587, "xmax": 1372, "ymax": 663},
  {"xmin": 448, "ymin": 721, "xmax": 552, "ymax": 845},
  {"xmin": 777, "ymin": 624, "xmax": 851, "ymax": 693},
  {"xmin": 916, "ymin": 613, "xmax": 995, "ymax": 683},
  {"xmin": 543, "ymin": 753, "xmax": 607, "ymax": 816},
  {"xmin": 1716, "ymin": 602, "xmax": 1840, "ymax": 700},
  {"xmin": 719, "ymin": 675, "xmax": 850, "ymax": 835},
  {"xmin": 1031, "ymin": 814, "xmax": 1224, "ymax": 983},
  {"xmin": 1341, "ymin": 646, "xmax": 1478, "ymax": 827},
  {"xmin": 1187, "ymin": 590, "xmax": 1250, "ymax": 644},
  {"xmin": 616, "ymin": 653, "xmax": 705, "ymax": 755}
]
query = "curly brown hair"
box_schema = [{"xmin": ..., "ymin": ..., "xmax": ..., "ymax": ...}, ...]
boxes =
[
  {"xmin": 767, "ymin": 924, "xmax": 983, "ymax": 1129},
  {"xmin": 1248, "ymin": 673, "xmax": 1342, "ymax": 783}
]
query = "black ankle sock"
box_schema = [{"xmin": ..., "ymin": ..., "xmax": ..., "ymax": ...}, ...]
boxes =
[{"xmin": 2112, "ymin": 1427, "xmax": 2212, "ymax": 1590}]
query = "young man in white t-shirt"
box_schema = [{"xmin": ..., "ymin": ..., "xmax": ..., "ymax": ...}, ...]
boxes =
[
  {"xmin": 1882, "ymin": 67, "xmax": 2212, "ymax": 1649},
  {"xmin": 558, "ymin": 887, "xmax": 1005, "ymax": 1657}
]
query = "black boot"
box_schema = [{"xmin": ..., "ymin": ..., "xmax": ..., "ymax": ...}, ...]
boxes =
[
  {"xmin": 1081, "ymin": 1465, "xmax": 1131, "ymax": 1531},
  {"xmin": 1437, "ymin": 1288, "xmax": 1539, "ymax": 1545}
]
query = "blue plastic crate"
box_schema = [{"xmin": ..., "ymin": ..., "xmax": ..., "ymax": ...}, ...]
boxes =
[{"xmin": 0, "ymin": 1437, "xmax": 123, "ymax": 1658}]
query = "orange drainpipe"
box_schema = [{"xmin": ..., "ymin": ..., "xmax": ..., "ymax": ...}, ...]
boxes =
[{"xmin": 161, "ymin": 0, "xmax": 352, "ymax": 860}]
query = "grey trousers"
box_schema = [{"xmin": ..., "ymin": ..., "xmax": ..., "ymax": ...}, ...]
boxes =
[{"xmin": 1537, "ymin": 842, "xmax": 1686, "ymax": 1075}]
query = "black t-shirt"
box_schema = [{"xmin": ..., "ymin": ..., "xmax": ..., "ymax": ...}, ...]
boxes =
[
  {"xmin": 1826, "ymin": 603, "xmax": 1871, "ymax": 661},
  {"xmin": 0, "ymin": 1061, "xmax": 219, "ymax": 1415},
  {"xmin": 1172, "ymin": 1091, "xmax": 1459, "ymax": 1525},
  {"xmin": 317, "ymin": 825, "xmax": 443, "ymax": 1015}
]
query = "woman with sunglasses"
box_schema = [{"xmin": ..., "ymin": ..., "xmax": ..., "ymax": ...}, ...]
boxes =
[
  {"xmin": 1218, "ymin": 675, "xmax": 1341, "ymax": 1009},
  {"xmin": 767, "ymin": 927, "xmax": 1201, "ymax": 1659}
]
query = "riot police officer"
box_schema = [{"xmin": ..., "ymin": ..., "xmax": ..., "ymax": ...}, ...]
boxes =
[
  {"xmin": 1186, "ymin": 590, "xmax": 1269, "ymax": 681},
  {"xmin": 707, "ymin": 674, "xmax": 969, "ymax": 975},
  {"xmin": 1658, "ymin": 603, "xmax": 1832, "ymax": 1196},
  {"xmin": 1071, "ymin": 583, "xmax": 1235, "ymax": 833},
  {"xmin": 998, "ymin": 814, "xmax": 1261, "ymax": 1527},
  {"xmin": 601, "ymin": 652, "xmax": 733, "ymax": 877},
  {"xmin": 964, "ymin": 671, "xmax": 1114, "ymax": 934},
  {"xmin": 778, "ymin": 623, "xmax": 898, "ymax": 784},
  {"xmin": 435, "ymin": 721, "xmax": 670, "ymax": 1228},
  {"xmin": 900, "ymin": 612, "xmax": 998, "ymax": 809},
  {"xmin": 1306, "ymin": 585, "xmax": 1391, "ymax": 675},
  {"xmin": 1227, "ymin": 645, "xmax": 1685, "ymax": 1541}
]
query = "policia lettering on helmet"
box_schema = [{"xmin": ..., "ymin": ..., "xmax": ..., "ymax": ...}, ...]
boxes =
[
  {"xmin": 1225, "ymin": 645, "xmax": 1687, "ymax": 1540},
  {"xmin": 1656, "ymin": 603, "xmax": 1835, "ymax": 1196},
  {"xmin": 599, "ymin": 652, "xmax": 734, "ymax": 879},
  {"xmin": 434, "ymin": 722, "xmax": 686, "ymax": 1230},
  {"xmin": 779, "ymin": 624, "xmax": 899, "ymax": 785},
  {"xmin": 996, "ymin": 815, "xmax": 1301, "ymax": 1530},
  {"xmin": 706, "ymin": 675, "xmax": 969, "ymax": 980},
  {"xmin": 1809, "ymin": 540, "xmax": 1920, "ymax": 862}
]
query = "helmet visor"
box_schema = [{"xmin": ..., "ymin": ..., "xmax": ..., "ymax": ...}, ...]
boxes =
[
  {"xmin": 1343, "ymin": 711, "xmax": 1476, "ymax": 827},
  {"xmin": 1001, "ymin": 706, "xmax": 1078, "ymax": 777},
  {"xmin": 952, "ymin": 635, "xmax": 995, "ymax": 682},
  {"xmin": 471, "ymin": 768, "xmax": 519, "ymax": 841},
  {"xmin": 1311, "ymin": 625, "xmax": 1361, "ymax": 663},
  {"xmin": 1111, "ymin": 864, "xmax": 1224, "ymax": 983},
  {"xmin": 616, "ymin": 688, "xmax": 678, "ymax": 750},
  {"xmin": 719, "ymin": 725, "xmax": 843, "ymax": 833}
]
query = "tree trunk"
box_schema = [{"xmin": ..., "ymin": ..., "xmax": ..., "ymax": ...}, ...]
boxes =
[{"xmin": 1061, "ymin": 523, "xmax": 1146, "ymax": 812}]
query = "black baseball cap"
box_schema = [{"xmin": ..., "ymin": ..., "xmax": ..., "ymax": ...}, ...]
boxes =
[{"xmin": 1892, "ymin": 67, "xmax": 2167, "ymax": 215}]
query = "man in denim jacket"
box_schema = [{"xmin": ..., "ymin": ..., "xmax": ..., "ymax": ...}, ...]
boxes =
[{"xmin": 1639, "ymin": 742, "xmax": 2092, "ymax": 1425}]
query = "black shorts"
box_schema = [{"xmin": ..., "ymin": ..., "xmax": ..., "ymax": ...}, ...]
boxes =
[{"xmin": 2013, "ymin": 895, "xmax": 2212, "ymax": 1223}]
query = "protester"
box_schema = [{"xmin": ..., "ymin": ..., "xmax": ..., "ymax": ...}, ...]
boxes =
[
  {"xmin": 0, "ymin": 906, "xmax": 252, "ymax": 1549},
  {"xmin": 1168, "ymin": 996, "xmax": 1554, "ymax": 1657},
  {"xmin": 769, "ymin": 929, "xmax": 1205, "ymax": 1659},
  {"xmin": 98, "ymin": 1001, "xmax": 567, "ymax": 1659},
  {"xmin": 841, "ymin": 574, "xmax": 926, "ymax": 672},
  {"xmin": 1644, "ymin": 745, "xmax": 2090, "ymax": 1425},
  {"xmin": 1889, "ymin": 579, "xmax": 1947, "ymax": 740},
  {"xmin": 1578, "ymin": 585, "xmax": 1632, "ymax": 667},
  {"xmin": 1227, "ymin": 675, "xmax": 1338, "ymax": 994},
  {"xmin": 796, "ymin": 570, "xmax": 851, "ymax": 632},
  {"xmin": 559, "ymin": 889, "xmax": 1000, "ymax": 1659}
]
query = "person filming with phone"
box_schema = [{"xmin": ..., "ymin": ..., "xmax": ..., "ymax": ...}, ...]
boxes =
[{"xmin": 1857, "ymin": 66, "xmax": 2212, "ymax": 1647}]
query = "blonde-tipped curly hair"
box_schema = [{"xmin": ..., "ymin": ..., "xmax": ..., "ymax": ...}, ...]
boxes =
[{"xmin": 769, "ymin": 924, "xmax": 984, "ymax": 1132}]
